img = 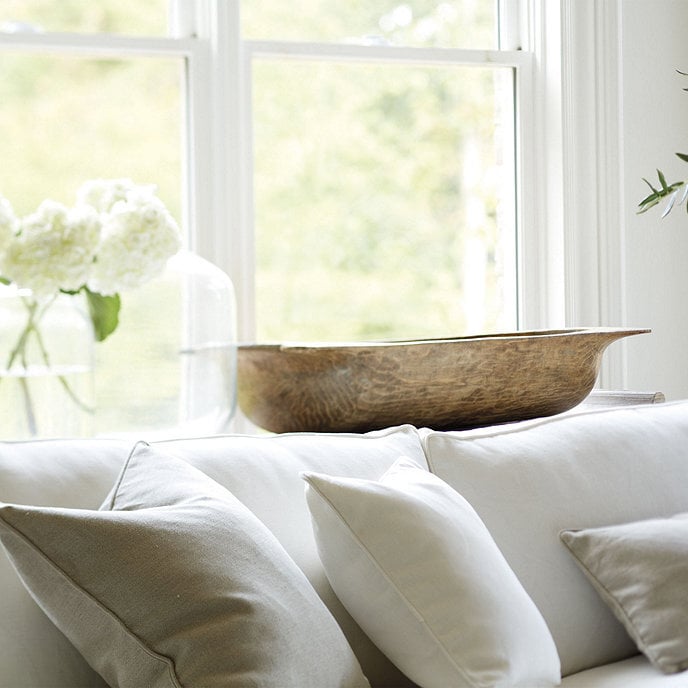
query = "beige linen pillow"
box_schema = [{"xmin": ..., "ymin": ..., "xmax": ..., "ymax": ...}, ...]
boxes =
[
  {"xmin": 561, "ymin": 513, "xmax": 688, "ymax": 675},
  {"xmin": 303, "ymin": 457, "xmax": 561, "ymax": 688},
  {"xmin": 0, "ymin": 442, "xmax": 369, "ymax": 688}
]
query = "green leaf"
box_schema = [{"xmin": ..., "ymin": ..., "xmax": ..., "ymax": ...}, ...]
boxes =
[
  {"xmin": 676, "ymin": 152, "xmax": 688, "ymax": 163},
  {"xmin": 658, "ymin": 169, "xmax": 669, "ymax": 191},
  {"xmin": 642, "ymin": 177, "xmax": 660, "ymax": 194},
  {"xmin": 637, "ymin": 197, "xmax": 660, "ymax": 214},
  {"xmin": 638, "ymin": 189, "xmax": 659, "ymax": 207},
  {"xmin": 83, "ymin": 288, "xmax": 121, "ymax": 342}
]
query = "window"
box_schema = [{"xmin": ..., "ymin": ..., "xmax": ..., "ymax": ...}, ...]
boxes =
[
  {"xmin": 239, "ymin": 2, "xmax": 528, "ymax": 341},
  {"xmin": 0, "ymin": 2, "xmax": 538, "ymax": 403}
]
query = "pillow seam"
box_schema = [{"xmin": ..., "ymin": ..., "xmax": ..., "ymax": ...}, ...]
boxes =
[
  {"xmin": 559, "ymin": 533, "xmax": 678, "ymax": 671},
  {"xmin": 105, "ymin": 441, "xmax": 149, "ymax": 510},
  {"xmin": 422, "ymin": 403, "xmax": 670, "ymax": 449},
  {"xmin": 159, "ymin": 424, "xmax": 420, "ymax": 445},
  {"xmin": 0, "ymin": 513, "xmax": 183, "ymax": 688}
]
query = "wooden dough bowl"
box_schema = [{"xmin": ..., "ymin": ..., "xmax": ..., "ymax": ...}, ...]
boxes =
[{"xmin": 237, "ymin": 327, "xmax": 649, "ymax": 433}]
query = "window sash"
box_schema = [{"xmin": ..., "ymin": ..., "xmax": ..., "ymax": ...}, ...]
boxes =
[
  {"xmin": 0, "ymin": 0, "xmax": 534, "ymax": 341},
  {"xmin": 238, "ymin": 38, "xmax": 531, "ymax": 339}
]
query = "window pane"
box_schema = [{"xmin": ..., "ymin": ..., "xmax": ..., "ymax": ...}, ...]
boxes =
[
  {"xmin": 1, "ymin": 0, "xmax": 169, "ymax": 36},
  {"xmin": 253, "ymin": 60, "xmax": 516, "ymax": 342},
  {"xmin": 0, "ymin": 54, "xmax": 182, "ymax": 219},
  {"xmin": 243, "ymin": 1, "xmax": 497, "ymax": 49}
]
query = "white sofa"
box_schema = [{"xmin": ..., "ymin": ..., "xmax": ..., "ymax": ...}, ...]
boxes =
[{"xmin": 1, "ymin": 400, "xmax": 688, "ymax": 687}]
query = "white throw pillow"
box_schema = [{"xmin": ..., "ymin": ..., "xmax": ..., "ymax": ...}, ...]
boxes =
[
  {"xmin": 303, "ymin": 457, "xmax": 561, "ymax": 688},
  {"xmin": 424, "ymin": 400, "xmax": 688, "ymax": 677}
]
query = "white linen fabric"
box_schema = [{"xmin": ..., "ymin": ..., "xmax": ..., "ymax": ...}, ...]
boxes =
[
  {"xmin": 0, "ymin": 425, "xmax": 425, "ymax": 688},
  {"xmin": 561, "ymin": 513, "xmax": 688, "ymax": 674},
  {"xmin": 0, "ymin": 443, "xmax": 370, "ymax": 688},
  {"xmin": 303, "ymin": 457, "xmax": 561, "ymax": 688},
  {"xmin": 561, "ymin": 656, "xmax": 688, "ymax": 687},
  {"xmin": 423, "ymin": 400, "xmax": 688, "ymax": 677}
]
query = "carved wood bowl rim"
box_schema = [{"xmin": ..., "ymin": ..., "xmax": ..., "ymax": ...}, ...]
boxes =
[{"xmin": 237, "ymin": 327, "xmax": 650, "ymax": 433}]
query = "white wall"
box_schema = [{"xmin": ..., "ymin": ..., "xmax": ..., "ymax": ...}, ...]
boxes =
[{"xmin": 620, "ymin": 0, "xmax": 688, "ymax": 399}]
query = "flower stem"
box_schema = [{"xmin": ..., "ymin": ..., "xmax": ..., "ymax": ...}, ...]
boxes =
[
  {"xmin": 18, "ymin": 346, "xmax": 38, "ymax": 437},
  {"xmin": 31, "ymin": 310, "xmax": 94, "ymax": 414},
  {"xmin": 1, "ymin": 298, "xmax": 38, "ymax": 378},
  {"xmin": 0, "ymin": 297, "xmax": 41, "ymax": 436},
  {"xmin": 1, "ymin": 294, "xmax": 94, "ymax": 437}
]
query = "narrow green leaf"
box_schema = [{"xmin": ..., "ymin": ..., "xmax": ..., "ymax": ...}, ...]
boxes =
[
  {"xmin": 83, "ymin": 288, "xmax": 121, "ymax": 342},
  {"xmin": 676, "ymin": 152, "xmax": 688, "ymax": 163},
  {"xmin": 642, "ymin": 177, "xmax": 660, "ymax": 194},
  {"xmin": 638, "ymin": 189, "xmax": 659, "ymax": 206},
  {"xmin": 658, "ymin": 169, "xmax": 669, "ymax": 191},
  {"xmin": 637, "ymin": 198, "xmax": 661, "ymax": 214}
]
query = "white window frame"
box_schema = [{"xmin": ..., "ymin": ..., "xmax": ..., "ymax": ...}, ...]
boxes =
[
  {"xmin": 191, "ymin": 0, "xmax": 538, "ymax": 342},
  {"xmin": 1, "ymin": 1, "xmax": 625, "ymax": 386}
]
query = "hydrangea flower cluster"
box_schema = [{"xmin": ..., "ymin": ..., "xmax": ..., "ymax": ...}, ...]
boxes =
[{"xmin": 0, "ymin": 179, "xmax": 181, "ymax": 341}]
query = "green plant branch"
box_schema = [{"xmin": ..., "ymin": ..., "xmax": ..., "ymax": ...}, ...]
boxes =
[
  {"xmin": 638, "ymin": 70, "xmax": 688, "ymax": 219},
  {"xmin": 637, "ymin": 168, "xmax": 688, "ymax": 217}
]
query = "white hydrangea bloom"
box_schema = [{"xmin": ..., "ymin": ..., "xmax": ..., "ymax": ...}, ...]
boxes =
[
  {"xmin": 0, "ymin": 194, "xmax": 18, "ymax": 262},
  {"xmin": 87, "ymin": 192, "xmax": 182, "ymax": 295},
  {"xmin": 2, "ymin": 200, "xmax": 100, "ymax": 298},
  {"xmin": 76, "ymin": 178, "xmax": 154, "ymax": 213}
]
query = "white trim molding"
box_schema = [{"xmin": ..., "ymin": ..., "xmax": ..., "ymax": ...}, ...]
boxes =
[
  {"xmin": 560, "ymin": 0, "xmax": 627, "ymax": 388},
  {"xmin": 519, "ymin": 0, "xmax": 627, "ymax": 387}
]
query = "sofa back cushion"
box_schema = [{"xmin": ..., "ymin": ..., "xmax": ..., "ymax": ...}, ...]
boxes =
[
  {"xmin": 423, "ymin": 401, "xmax": 688, "ymax": 677},
  {"xmin": 0, "ymin": 438, "xmax": 126, "ymax": 688},
  {"xmin": 0, "ymin": 425, "xmax": 426, "ymax": 688}
]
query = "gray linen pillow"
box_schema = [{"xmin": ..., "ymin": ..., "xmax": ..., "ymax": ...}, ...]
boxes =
[
  {"xmin": 560, "ymin": 513, "xmax": 688, "ymax": 675},
  {"xmin": 0, "ymin": 442, "xmax": 369, "ymax": 688}
]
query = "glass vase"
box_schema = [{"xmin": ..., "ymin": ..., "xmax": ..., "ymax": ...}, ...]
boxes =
[
  {"xmin": 0, "ymin": 286, "xmax": 95, "ymax": 439},
  {"xmin": 94, "ymin": 251, "xmax": 237, "ymax": 438}
]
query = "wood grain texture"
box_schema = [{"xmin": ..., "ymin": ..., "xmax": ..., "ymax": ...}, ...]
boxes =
[{"xmin": 237, "ymin": 328, "xmax": 650, "ymax": 433}]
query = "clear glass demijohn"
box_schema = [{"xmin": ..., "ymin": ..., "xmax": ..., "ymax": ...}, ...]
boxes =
[{"xmin": 93, "ymin": 250, "xmax": 237, "ymax": 438}]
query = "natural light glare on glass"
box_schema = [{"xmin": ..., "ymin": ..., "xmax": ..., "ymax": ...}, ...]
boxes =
[
  {"xmin": 253, "ymin": 60, "xmax": 516, "ymax": 342},
  {"xmin": 243, "ymin": 0, "xmax": 497, "ymax": 49},
  {"xmin": 0, "ymin": 0, "xmax": 169, "ymax": 36}
]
